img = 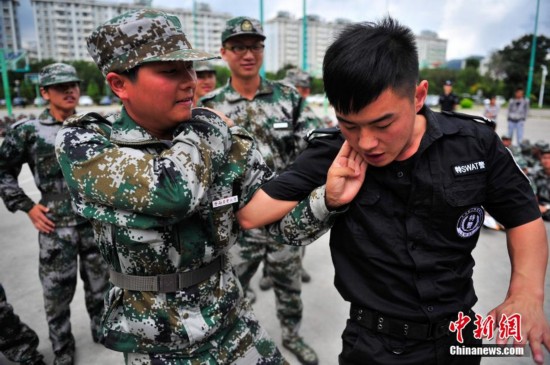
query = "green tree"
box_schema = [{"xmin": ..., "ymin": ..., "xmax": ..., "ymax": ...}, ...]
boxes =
[
  {"xmin": 86, "ymin": 79, "xmax": 100, "ymax": 102},
  {"xmin": 487, "ymin": 34, "xmax": 550, "ymax": 102}
]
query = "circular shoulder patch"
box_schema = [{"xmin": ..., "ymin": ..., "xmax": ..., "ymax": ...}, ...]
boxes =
[{"xmin": 456, "ymin": 207, "xmax": 484, "ymax": 238}]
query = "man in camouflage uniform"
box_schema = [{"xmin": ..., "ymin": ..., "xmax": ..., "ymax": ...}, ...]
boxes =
[
  {"xmin": 55, "ymin": 9, "xmax": 337, "ymax": 365},
  {"xmin": 0, "ymin": 63, "xmax": 109, "ymax": 365},
  {"xmin": 532, "ymin": 147, "xmax": 550, "ymax": 221},
  {"xmin": 193, "ymin": 61, "xmax": 217, "ymax": 105},
  {"xmin": 0, "ymin": 283, "xmax": 46, "ymax": 365},
  {"xmin": 258, "ymin": 68, "xmax": 323, "ymax": 290},
  {"xmin": 200, "ymin": 16, "xmax": 322, "ymax": 365}
]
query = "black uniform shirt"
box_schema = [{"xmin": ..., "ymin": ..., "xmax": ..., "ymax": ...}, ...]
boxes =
[
  {"xmin": 439, "ymin": 93, "xmax": 459, "ymax": 112},
  {"xmin": 262, "ymin": 106, "xmax": 541, "ymax": 322}
]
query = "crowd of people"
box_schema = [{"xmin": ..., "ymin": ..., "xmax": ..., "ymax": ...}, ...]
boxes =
[{"xmin": 0, "ymin": 9, "xmax": 549, "ymax": 365}]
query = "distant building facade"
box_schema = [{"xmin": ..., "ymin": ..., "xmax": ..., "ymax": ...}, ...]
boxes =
[
  {"xmin": 264, "ymin": 11, "xmax": 350, "ymax": 76},
  {"xmin": 22, "ymin": 1, "xmax": 448, "ymax": 74},
  {"xmin": 30, "ymin": 0, "xmax": 230, "ymax": 62},
  {"xmin": 1, "ymin": 0, "xmax": 21, "ymax": 51},
  {"xmin": 416, "ymin": 30, "xmax": 447, "ymax": 69}
]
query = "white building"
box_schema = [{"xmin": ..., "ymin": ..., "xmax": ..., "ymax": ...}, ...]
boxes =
[
  {"xmin": 1, "ymin": 0, "xmax": 21, "ymax": 52},
  {"xmin": 264, "ymin": 11, "xmax": 350, "ymax": 76},
  {"xmin": 416, "ymin": 30, "xmax": 447, "ymax": 69},
  {"xmin": 25, "ymin": 1, "xmax": 448, "ymax": 73},
  {"xmin": 30, "ymin": 0, "xmax": 230, "ymax": 62}
]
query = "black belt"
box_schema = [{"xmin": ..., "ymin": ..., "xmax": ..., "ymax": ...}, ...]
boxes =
[{"xmin": 350, "ymin": 305, "xmax": 464, "ymax": 340}]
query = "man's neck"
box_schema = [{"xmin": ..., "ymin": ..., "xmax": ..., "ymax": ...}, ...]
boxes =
[
  {"xmin": 49, "ymin": 106, "xmax": 75, "ymax": 122},
  {"xmin": 231, "ymin": 75, "xmax": 261, "ymax": 100}
]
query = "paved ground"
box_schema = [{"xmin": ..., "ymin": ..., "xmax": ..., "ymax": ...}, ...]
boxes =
[{"xmin": 0, "ymin": 104, "xmax": 549, "ymax": 364}]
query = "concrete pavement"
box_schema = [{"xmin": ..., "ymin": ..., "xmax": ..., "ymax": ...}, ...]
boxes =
[{"xmin": 0, "ymin": 104, "xmax": 549, "ymax": 364}]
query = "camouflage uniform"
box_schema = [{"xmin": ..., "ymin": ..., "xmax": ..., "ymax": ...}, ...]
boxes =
[
  {"xmin": 0, "ymin": 283, "xmax": 46, "ymax": 365},
  {"xmin": 54, "ymin": 9, "xmax": 336, "ymax": 365},
  {"xmin": 0, "ymin": 63, "xmax": 109, "ymax": 364},
  {"xmin": 200, "ymin": 19, "xmax": 322, "ymax": 352},
  {"xmin": 56, "ymin": 104, "xmax": 333, "ymax": 365}
]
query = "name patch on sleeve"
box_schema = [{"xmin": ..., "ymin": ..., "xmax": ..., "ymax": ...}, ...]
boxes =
[{"xmin": 452, "ymin": 161, "xmax": 487, "ymax": 176}]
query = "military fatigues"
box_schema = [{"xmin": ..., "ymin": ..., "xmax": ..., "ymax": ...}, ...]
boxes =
[
  {"xmin": 0, "ymin": 108, "xmax": 109, "ymax": 360},
  {"xmin": 54, "ymin": 107, "xmax": 334, "ymax": 364},
  {"xmin": 532, "ymin": 168, "xmax": 550, "ymax": 221},
  {"xmin": 262, "ymin": 107, "xmax": 541, "ymax": 364},
  {"xmin": 201, "ymin": 78, "xmax": 322, "ymax": 341},
  {"xmin": 0, "ymin": 283, "xmax": 46, "ymax": 365}
]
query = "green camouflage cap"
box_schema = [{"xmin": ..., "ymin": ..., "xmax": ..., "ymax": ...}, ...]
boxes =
[
  {"xmin": 39, "ymin": 63, "xmax": 81, "ymax": 87},
  {"xmin": 87, "ymin": 9, "xmax": 218, "ymax": 76},
  {"xmin": 534, "ymin": 139, "xmax": 549, "ymax": 150},
  {"xmin": 194, "ymin": 61, "xmax": 216, "ymax": 73},
  {"xmin": 285, "ymin": 68, "xmax": 312, "ymax": 88},
  {"xmin": 516, "ymin": 157, "xmax": 528, "ymax": 169},
  {"xmin": 221, "ymin": 16, "xmax": 265, "ymax": 44}
]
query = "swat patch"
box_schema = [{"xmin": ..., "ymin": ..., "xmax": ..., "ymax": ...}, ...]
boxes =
[
  {"xmin": 456, "ymin": 207, "xmax": 484, "ymax": 238},
  {"xmin": 452, "ymin": 160, "xmax": 486, "ymax": 177}
]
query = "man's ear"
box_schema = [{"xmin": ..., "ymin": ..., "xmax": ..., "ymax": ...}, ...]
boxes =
[
  {"xmin": 415, "ymin": 80, "xmax": 429, "ymax": 113},
  {"xmin": 39, "ymin": 87, "xmax": 49, "ymax": 101},
  {"xmin": 106, "ymin": 72, "xmax": 129, "ymax": 101}
]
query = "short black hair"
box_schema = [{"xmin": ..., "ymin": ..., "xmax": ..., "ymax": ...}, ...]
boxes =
[{"xmin": 323, "ymin": 17, "xmax": 419, "ymax": 114}]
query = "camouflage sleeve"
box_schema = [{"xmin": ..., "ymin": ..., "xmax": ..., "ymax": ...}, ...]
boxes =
[
  {"xmin": 232, "ymin": 126, "xmax": 275, "ymax": 207},
  {"xmin": 293, "ymin": 97, "xmax": 323, "ymax": 153},
  {"xmin": 265, "ymin": 185, "xmax": 345, "ymax": 246},
  {"xmin": 55, "ymin": 109, "xmax": 232, "ymax": 220},
  {"xmin": 0, "ymin": 126, "xmax": 35, "ymax": 213}
]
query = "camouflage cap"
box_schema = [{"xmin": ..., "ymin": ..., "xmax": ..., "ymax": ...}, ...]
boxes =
[
  {"xmin": 516, "ymin": 157, "xmax": 528, "ymax": 169},
  {"xmin": 285, "ymin": 68, "xmax": 312, "ymax": 88},
  {"xmin": 39, "ymin": 63, "xmax": 81, "ymax": 87},
  {"xmin": 87, "ymin": 9, "xmax": 218, "ymax": 76},
  {"xmin": 221, "ymin": 16, "xmax": 265, "ymax": 44},
  {"xmin": 534, "ymin": 139, "xmax": 549, "ymax": 150},
  {"xmin": 194, "ymin": 61, "xmax": 216, "ymax": 73}
]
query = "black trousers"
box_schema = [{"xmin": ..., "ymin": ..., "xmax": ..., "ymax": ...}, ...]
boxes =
[{"xmin": 339, "ymin": 316, "xmax": 482, "ymax": 365}]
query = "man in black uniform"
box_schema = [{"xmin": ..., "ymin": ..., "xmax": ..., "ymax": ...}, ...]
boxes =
[
  {"xmin": 237, "ymin": 17, "xmax": 550, "ymax": 365},
  {"xmin": 439, "ymin": 80, "xmax": 459, "ymax": 112}
]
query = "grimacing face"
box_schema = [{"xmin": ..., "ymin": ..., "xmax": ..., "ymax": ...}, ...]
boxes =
[{"xmin": 336, "ymin": 82, "xmax": 427, "ymax": 167}]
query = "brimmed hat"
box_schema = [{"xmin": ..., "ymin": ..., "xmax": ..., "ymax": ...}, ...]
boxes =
[
  {"xmin": 194, "ymin": 61, "xmax": 216, "ymax": 73},
  {"xmin": 39, "ymin": 63, "xmax": 81, "ymax": 87},
  {"xmin": 285, "ymin": 68, "xmax": 312, "ymax": 88},
  {"xmin": 444, "ymin": 80, "xmax": 453, "ymax": 86},
  {"xmin": 87, "ymin": 9, "xmax": 218, "ymax": 76},
  {"xmin": 221, "ymin": 16, "xmax": 265, "ymax": 44}
]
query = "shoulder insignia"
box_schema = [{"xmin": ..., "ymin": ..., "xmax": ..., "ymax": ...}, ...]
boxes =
[
  {"xmin": 63, "ymin": 112, "xmax": 113, "ymax": 127},
  {"xmin": 304, "ymin": 126, "xmax": 341, "ymax": 143},
  {"xmin": 10, "ymin": 118, "xmax": 31, "ymax": 129},
  {"xmin": 442, "ymin": 110, "xmax": 496, "ymax": 129}
]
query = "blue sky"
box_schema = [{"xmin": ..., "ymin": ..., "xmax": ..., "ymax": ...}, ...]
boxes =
[{"xmin": 17, "ymin": 0, "xmax": 550, "ymax": 60}]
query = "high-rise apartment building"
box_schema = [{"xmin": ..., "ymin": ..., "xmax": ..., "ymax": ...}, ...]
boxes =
[
  {"xmin": 1, "ymin": 0, "xmax": 21, "ymax": 51},
  {"xmin": 416, "ymin": 30, "xmax": 447, "ymax": 69},
  {"xmin": 264, "ymin": 11, "xmax": 350, "ymax": 76},
  {"xmin": 25, "ymin": 1, "xmax": 447, "ymax": 72},
  {"xmin": 30, "ymin": 0, "xmax": 230, "ymax": 62}
]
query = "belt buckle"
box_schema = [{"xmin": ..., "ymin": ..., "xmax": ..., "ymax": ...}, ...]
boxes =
[{"xmin": 157, "ymin": 273, "xmax": 179, "ymax": 293}]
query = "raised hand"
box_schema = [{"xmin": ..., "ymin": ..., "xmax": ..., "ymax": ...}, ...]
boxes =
[{"xmin": 325, "ymin": 140, "xmax": 367, "ymax": 209}]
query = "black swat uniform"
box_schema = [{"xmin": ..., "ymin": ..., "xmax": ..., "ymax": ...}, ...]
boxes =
[
  {"xmin": 261, "ymin": 106, "xmax": 541, "ymax": 364},
  {"xmin": 439, "ymin": 92, "xmax": 459, "ymax": 112}
]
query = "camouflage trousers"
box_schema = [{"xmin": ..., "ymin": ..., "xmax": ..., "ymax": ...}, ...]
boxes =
[
  {"xmin": 123, "ymin": 304, "xmax": 288, "ymax": 365},
  {"xmin": 230, "ymin": 228, "xmax": 303, "ymax": 340},
  {"xmin": 0, "ymin": 283, "xmax": 45, "ymax": 364},
  {"xmin": 38, "ymin": 222, "xmax": 109, "ymax": 356}
]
